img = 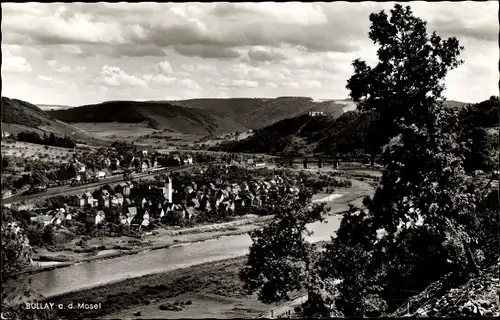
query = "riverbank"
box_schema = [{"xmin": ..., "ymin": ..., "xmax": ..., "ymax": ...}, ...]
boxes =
[
  {"xmin": 26, "ymin": 214, "xmax": 275, "ymax": 275},
  {"xmin": 47, "ymin": 256, "xmax": 253, "ymax": 319},
  {"xmin": 46, "ymin": 242, "xmax": 327, "ymax": 320}
]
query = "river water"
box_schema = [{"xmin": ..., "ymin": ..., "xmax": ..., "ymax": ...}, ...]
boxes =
[{"xmin": 31, "ymin": 214, "xmax": 343, "ymax": 298}]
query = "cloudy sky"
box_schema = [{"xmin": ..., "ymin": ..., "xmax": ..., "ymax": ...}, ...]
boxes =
[{"xmin": 2, "ymin": 2, "xmax": 498, "ymax": 106}]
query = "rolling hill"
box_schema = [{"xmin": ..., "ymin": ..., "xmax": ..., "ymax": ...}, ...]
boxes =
[
  {"xmin": 163, "ymin": 96, "xmax": 353, "ymax": 129},
  {"xmin": 46, "ymin": 100, "xmax": 247, "ymax": 135},
  {"xmin": 4, "ymin": 96, "xmax": 473, "ymax": 141},
  {"xmin": 211, "ymin": 97, "xmax": 498, "ymax": 158},
  {"xmin": 211, "ymin": 111, "xmax": 374, "ymax": 157},
  {"xmin": 1, "ymin": 97, "xmax": 101, "ymax": 144},
  {"xmin": 64, "ymin": 97, "xmax": 466, "ymax": 133}
]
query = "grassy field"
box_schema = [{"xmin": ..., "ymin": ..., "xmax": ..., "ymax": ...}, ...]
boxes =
[
  {"xmin": 72, "ymin": 122, "xmax": 205, "ymax": 148},
  {"xmin": 73, "ymin": 122, "xmax": 158, "ymax": 138}
]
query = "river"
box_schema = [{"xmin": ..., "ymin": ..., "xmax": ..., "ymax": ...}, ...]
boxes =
[{"xmin": 30, "ymin": 214, "xmax": 343, "ymax": 298}]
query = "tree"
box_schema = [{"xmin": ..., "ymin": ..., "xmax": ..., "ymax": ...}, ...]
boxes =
[
  {"xmin": 333, "ymin": 4, "xmax": 484, "ymax": 314},
  {"xmin": 1, "ymin": 214, "xmax": 58, "ymax": 319},
  {"xmin": 460, "ymin": 127, "xmax": 495, "ymax": 173},
  {"xmin": 1, "ymin": 221, "xmax": 32, "ymax": 279},
  {"xmin": 242, "ymin": 4, "xmax": 494, "ymax": 318},
  {"xmin": 240, "ymin": 191, "xmax": 336, "ymax": 317},
  {"xmin": 346, "ymin": 4, "xmax": 463, "ymax": 161}
]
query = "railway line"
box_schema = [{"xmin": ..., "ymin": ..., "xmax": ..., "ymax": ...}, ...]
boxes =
[{"xmin": 1, "ymin": 163, "xmax": 215, "ymax": 206}]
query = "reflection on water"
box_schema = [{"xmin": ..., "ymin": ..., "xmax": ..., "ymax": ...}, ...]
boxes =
[{"xmin": 29, "ymin": 215, "xmax": 343, "ymax": 298}]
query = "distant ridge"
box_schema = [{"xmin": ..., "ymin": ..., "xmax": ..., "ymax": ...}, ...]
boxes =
[{"xmin": 20, "ymin": 96, "xmax": 472, "ymax": 135}]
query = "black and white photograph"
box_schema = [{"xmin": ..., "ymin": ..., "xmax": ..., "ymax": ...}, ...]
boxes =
[{"xmin": 1, "ymin": 1, "xmax": 499, "ymax": 319}]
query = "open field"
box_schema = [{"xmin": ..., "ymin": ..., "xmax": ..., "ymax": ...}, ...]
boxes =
[
  {"xmin": 72, "ymin": 122, "xmax": 158, "ymax": 138},
  {"xmin": 72, "ymin": 122, "xmax": 206, "ymax": 148}
]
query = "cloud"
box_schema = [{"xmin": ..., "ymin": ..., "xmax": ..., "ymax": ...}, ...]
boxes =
[
  {"xmin": 38, "ymin": 75, "xmax": 55, "ymax": 82},
  {"xmin": 4, "ymin": 2, "xmax": 496, "ymax": 62},
  {"xmin": 1, "ymin": 3, "xmax": 359, "ymax": 58},
  {"xmin": 220, "ymin": 79, "xmax": 259, "ymax": 89},
  {"xmin": 76, "ymin": 66, "xmax": 87, "ymax": 73},
  {"xmin": 172, "ymin": 45, "xmax": 241, "ymax": 59},
  {"xmin": 157, "ymin": 60, "xmax": 173, "ymax": 74},
  {"xmin": 150, "ymin": 74, "xmax": 176, "ymax": 85},
  {"xmin": 2, "ymin": 51, "xmax": 33, "ymax": 73},
  {"xmin": 178, "ymin": 78, "xmax": 201, "ymax": 90},
  {"xmin": 431, "ymin": 17, "xmax": 498, "ymax": 42},
  {"xmin": 93, "ymin": 65, "xmax": 148, "ymax": 88},
  {"xmin": 37, "ymin": 75, "xmax": 68, "ymax": 86},
  {"xmin": 181, "ymin": 63, "xmax": 218, "ymax": 73},
  {"xmin": 56, "ymin": 66, "xmax": 72, "ymax": 73},
  {"xmin": 247, "ymin": 47, "xmax": 287, "ymax": 63}
]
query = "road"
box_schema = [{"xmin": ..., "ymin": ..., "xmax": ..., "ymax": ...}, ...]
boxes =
[{"xmin": 1, "ymin": 164, "xmax": 213, "ymax": 205}]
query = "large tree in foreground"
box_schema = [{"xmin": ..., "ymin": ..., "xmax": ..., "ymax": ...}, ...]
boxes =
[
  {"xmin": 240, "ymin": 4, "xmax": 496, "ymax": 318},
  {"xmin": 346, "ymin": 4, "xmax": 463, "ymax": 163}
]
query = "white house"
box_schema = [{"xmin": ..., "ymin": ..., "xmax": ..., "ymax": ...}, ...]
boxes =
[
  {"xmin": 74, "ymin": 194, "xmax": 85, "ymax": 207},
  {"xmin": 87, "ymin": 211, "xmax": 105, "ymax": 225},
  {"xmin": 1, "ymin": 132, "xmax": 11, "ymax": 138},
  {"xmin": 83, "ymin": 192, "xmax": 95, "ymax": 207},
  {"xmin": 96, "ymin": 171, "xmax": 106, "ymax": 179}
]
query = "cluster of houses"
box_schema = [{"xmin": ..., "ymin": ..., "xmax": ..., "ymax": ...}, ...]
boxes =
[
  {"xmin": 25, "ymin": 172, "xmax": 301, "ymax": 230},
  {"xmin": 67, "ymin": 150, "xmax": 195, "ymax": 185},
  {"xmin": 118, "ymin": 174, "xmax": 300, "ymax": 228},
  {"xmin": 72, "ymin": 181, "xmax": 133, "ymax": 209}
]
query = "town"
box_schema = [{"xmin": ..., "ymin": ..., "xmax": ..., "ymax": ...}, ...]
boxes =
[
  {"xmin": 2, "ymin": 133, "xmax": 356, "ymax": 269},
  {"xmin": 2, "ymin": 2, "xmax": 498, "ymax": 320}
]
